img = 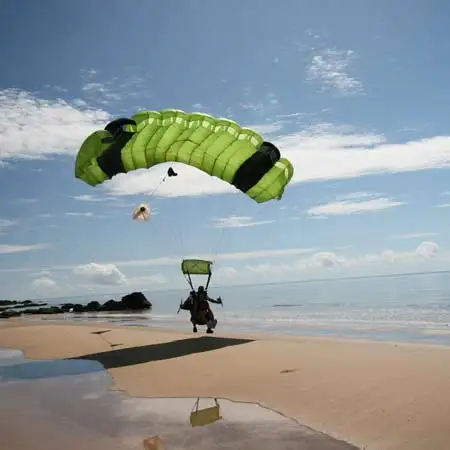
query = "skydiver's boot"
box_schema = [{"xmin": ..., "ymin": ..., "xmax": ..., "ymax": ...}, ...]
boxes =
[
  {"xmin": 193, "ymin": 325, "xmax": 198, "ymax": 333},
  {"xmin": 206, "ymin": 328, "xmax": 214, "ymax": 334}
]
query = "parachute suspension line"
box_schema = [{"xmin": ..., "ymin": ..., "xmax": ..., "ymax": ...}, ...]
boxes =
[
  {"xmin": 147, "ymin": 173, "xmax": 168, "ymax": 197},
  {"xmin": 208, "ymin": 200, "xmax": 270, "ymax": 290}
]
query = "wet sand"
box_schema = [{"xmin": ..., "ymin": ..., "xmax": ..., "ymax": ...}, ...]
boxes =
[{"xmin": 1, "ymin": 321, "xmax": 450, "ymax": 449}]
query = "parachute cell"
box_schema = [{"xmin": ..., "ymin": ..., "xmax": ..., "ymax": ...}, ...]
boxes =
[{"xmin": 74, "ymin": 109, "xmax": 294, "ymax": 203}]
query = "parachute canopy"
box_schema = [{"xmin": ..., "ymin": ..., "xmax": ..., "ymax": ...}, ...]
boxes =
[
  {"xmin": 74, "ymin": 109, "xmax": 294, "ymax": 203},
  {"xmin": 132, "ymin": 203, "xmax": 151, "ymax": 221},
  {"xmin": 181, "ymin": 259, "xmax": 213, "ymax": 276}
]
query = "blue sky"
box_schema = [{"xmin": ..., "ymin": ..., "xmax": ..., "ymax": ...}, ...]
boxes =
[{"xmin": 1, "ymin": 0, "xmax": 450, "ymax": 299}]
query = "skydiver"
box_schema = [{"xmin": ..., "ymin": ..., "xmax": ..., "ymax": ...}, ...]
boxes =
[{"xmin": 193, "ymin": 286, "xmax": 222, "ymax": 334}]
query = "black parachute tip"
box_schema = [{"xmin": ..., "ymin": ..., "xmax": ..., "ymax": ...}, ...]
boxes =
[
  {"xmin": 167, "ymin": 167, "xmax": 178, "ymax": 177},
  {"xmin": 104, "ymin": 117, "xmax": 136, "ymax": 136}
]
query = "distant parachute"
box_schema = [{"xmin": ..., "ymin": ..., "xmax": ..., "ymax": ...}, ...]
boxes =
[
  {"xmin": 132, "ymin": 203, "xmax": 151, "ymax": 221},
  {"xmin": 74, "ymin": 109, "xmax": 294, "ymax": 203}
]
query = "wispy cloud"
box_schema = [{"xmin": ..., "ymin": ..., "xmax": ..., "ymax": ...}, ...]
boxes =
[
  {"xmin": 209, "ymin": 215, "xmax": 275, "ymax": 228},
  {"xmin": 72, "ymin": 194, "xmax": 115, "ymax": 202},
  {"xmin": 247, "ymin": 122, "xmax": 284, "ymax": 135},
  {"xmin": 306, "ymin": 48, "xmax": 364, "ymax": 96},
  {"xmin": 17, "ymin": 198, "xmax": 39, "ymax": 204},
  {"xmin": 65, "ymin": 212, "xmax": 93, "ymax": 217},
  {"xmin": 0, "ymin": 219, "xmax": 16, "ymax": 235},
  {"xmin": 394, "ymin": 232, "xmax": 439, "ymax": 239},
  {"xmin": 80, "ymin": 66, "xmax": 153, "ymax": 107},
  {"xmin": 0, "ymin": 243, "xmax": 49, "ymax": 254},
  {"xmin": 0, "ymin": 247, "xmax": 316, "ymax": 273},
  {"xmin": 192, "ymin": 103, "xmax": 207, "ymax": 110},
  {"xmin": 335, "ymin": 191, "xmax": 381, "ymax": 201},
  {"xmin": 103, "ymin": 119, "xmax": 450, "ymax": 200},
  {"xmin": 307, "ymin": 196, "xmax": 404, "ymax": 217},
  {"xmin": 246, "ymin": 241, "xmax": 441, "ymax": 275}
]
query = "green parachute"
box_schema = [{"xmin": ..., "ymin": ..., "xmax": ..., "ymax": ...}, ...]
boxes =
[
  {"xmin": 74, "ymin": 109, "xmax": 294, "ymax": 203},
  {"xmin": 181, "ymin": 258, "xmax": 213, "ymax": 290}
]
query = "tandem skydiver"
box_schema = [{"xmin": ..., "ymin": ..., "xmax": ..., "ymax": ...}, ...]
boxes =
[{"xmin": 181, "ymin": 286, "xmax": 222, "ymax": 333}]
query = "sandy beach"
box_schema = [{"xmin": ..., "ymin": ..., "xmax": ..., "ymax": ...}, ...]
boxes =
[{"xmin": 1, "ymin": 320, "xmax": 450, "ymax": 450}]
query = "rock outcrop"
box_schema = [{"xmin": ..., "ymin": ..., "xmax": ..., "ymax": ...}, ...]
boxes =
[{"xmin": 0, "ymin": 291, "xmax": 152, "ymax": 319}]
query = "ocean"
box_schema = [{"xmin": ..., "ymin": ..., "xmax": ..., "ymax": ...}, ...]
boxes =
[{"xmin": 29, "ymin": 272, "xmax": 450, "ymax": 346}]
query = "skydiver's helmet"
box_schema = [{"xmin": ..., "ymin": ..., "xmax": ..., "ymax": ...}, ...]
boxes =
[{"xmin": 198, "ymin": 286, "xmax": 205, "ymax": 292}]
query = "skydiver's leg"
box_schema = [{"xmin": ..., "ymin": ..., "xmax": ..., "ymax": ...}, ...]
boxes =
[{"xmin": 190, "ymin": 313, "xmax": 198, "ymax": 332}]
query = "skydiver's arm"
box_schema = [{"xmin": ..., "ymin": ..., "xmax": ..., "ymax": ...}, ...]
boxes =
[{"xmin": 207, "ymin": 296, "xmax": 221, "ymax": 304}]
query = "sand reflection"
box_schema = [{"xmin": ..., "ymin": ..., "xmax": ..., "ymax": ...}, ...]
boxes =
[{"xmin": 0, "ymin": 348, "xmax": 357, "ymax": 449}]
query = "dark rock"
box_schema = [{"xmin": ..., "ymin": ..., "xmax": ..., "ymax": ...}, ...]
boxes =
[
  {"xmin": 0, "ymin": 310, "xmax": 21, "ymax": 319},
  {"xmin": 61, "ymin": 303, "xmax": 74, "ymax": 312},
  {"xmin": 22, "ymin": 306, "xmax": 62, "ymax": 315},
  {"xmin": 100, "ymin": 299, "xmax": 127, "ymax": 311},
  {"xmin": 121, "ymin": 291, "xmax": 152, "ymax": 310},
  {"xmin": 73, "ymin": 304, "xmax": 85, "ymax": 313},
  {"xmin": 85, "ymin": 301, "xmax": 101, "ymax": 312},
  {"xmin": 0, "ymin": 300, "xmax": 18, "ymax": 306}
]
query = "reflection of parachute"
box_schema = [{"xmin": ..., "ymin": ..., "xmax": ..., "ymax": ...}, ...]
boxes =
[
  {"xmin": 190, "ymin": 398, "xmax": 222, "ymax": 427},
  {"xmin": 74, "ymin": 109, "xmax": 294, "ymax": 203}
]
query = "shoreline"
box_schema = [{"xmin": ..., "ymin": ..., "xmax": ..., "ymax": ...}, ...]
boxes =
[
  {"xmin": 1, "ymin": 321, "xmax": 450, "ymax": 449},
  {"xmin": 10, "ymin": 312, "xmax": 450, "ymax": 347}
]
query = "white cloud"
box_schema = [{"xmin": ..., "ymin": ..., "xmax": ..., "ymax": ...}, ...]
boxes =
[
  {"xmin": 32, "ymin": 270, "xmax": 52, "ymax": 278},
  {"xmin": 65, "ymin": 212, "xmax": 94, "ymax": 217},
  {"xmin": 31, "ymin": 277, "xmax": 57, "ymax": 290},
  {"xmin": 215, "ymin": 266, "xmax": 238, "ymax": 280},
  {"xmin": 80, "ymin": 67, "xmax": 152, "ymax": 106},
  {"xmin": 0, "ymin": 89, "xmax": 110, "ymax": 162},
  {"xmin": 394, "ymin": 232, "xmax": 439, "ymax": 239},
  {"xmin": 246, "ymin": 241, "xmax": 441, "ymax": 275},
  {"xmin": 247, "ymin": 122, "xmax": 284, "ymax": 135},
  {"xmin": 104, "ymin": 163, "xmax": 239, "ymax": 198},
  {"xmin": 82, "ymin": 82, "xmax": 120, "ymax": 102},
  {"xmin": 434, "ymin": 203, "xmax": 450, "ymax": 208},
  {"xmin": 307, "ymin": 196, "xmax": 404, "ymax": 217},
  {"xmin": 100, "ymin": 120, "xmax": 450, "ymax": 201},
  {"xmin": 4, "ymin": 88, "xmax": 450, "ymax": 202},
  {"xmin": 73, "ymin": 262, "xmax": 127, "ymax": 285},
  {"xmin": 72, "ymin": 195, "xmax": 115, "ymax": 202},
  {"xmin": 306, "ymin": 48, "xmax": 364, "ymax": 96},
  {"xmin": 335, "ymin": 191, "xmax": 381, "ymax": 201},
  {"xmin": 209, "ymin": 215, "xmax": 275, "ymax": 228},
  {"xmin": 114, "ymin": 247, "xmax": 316, "ymax": 269},
  {"xmin": 415, "ymin": 241, "xmax": 440, "ymax": 259},
  {"xmin": 0, "ymin": 244, "xmax": 48, "ymax": 254}
]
